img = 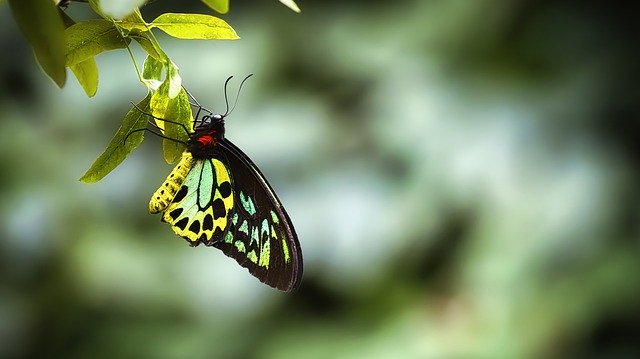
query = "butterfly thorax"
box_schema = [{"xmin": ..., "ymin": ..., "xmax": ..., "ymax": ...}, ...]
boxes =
[{"xmin": 188, "ymin": 119, "xmax": 226, "ymax": 159}]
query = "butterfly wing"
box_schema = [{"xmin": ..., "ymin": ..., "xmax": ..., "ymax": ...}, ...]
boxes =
[
  {"xmin": 152, "ymin": 153, "xmax": 234, "ymax": 244},
  {"xmin": 212, "ymin": 139, "xmax": 303, "ymax": 292}
]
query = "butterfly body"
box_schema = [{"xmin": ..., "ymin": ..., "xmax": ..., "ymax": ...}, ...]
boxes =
[{"xmin": 150, "ymin": 114, "xmax": 303, "ymax": 291}]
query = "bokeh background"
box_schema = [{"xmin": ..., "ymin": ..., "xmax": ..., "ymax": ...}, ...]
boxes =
[{"xmin": 1, "ymin": 0, "xmax": 639, "ymax": 358}]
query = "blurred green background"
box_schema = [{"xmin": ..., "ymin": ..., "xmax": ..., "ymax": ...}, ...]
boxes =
[{"xmin": 1, "ymin": 0, "xmax": 639, "ymax": 358}]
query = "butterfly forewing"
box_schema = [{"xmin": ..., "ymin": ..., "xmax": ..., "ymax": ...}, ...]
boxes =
[{"xmin": 212, "ymin": 139, "xmax": 302, "ymax": 291}]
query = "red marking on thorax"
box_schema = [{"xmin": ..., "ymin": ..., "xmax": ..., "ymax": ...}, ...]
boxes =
[{"xmin": 197, "ymin": 135, "xmax": 215, "ymax": 146}]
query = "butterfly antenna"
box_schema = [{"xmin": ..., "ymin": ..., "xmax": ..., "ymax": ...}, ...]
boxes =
[
  {"xmin": 226, "ymin": 74, "xmax": 254, "ymax": 117},
  {"xmin": 222, "ymin": 76, "xmax": 234, "ymax": 117}
]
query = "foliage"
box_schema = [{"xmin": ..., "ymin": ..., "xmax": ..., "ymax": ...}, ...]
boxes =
[{"xmin": 3, "ymin": 0, "xmax": 300, "ymax": 181}]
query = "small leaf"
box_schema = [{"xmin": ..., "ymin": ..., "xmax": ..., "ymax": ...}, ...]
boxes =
[
  {"xmin": 150, "ymin": 79, "xmax": 171, "ymax": 127},
  {"xmin": 149, "ymin": 64, "xmax": 182, "ymax": 123},
  {"xmin": 142, "ymin": 55, "xmax": 164, "ymax": 89},
  {"xmin": 60, "ymin": 10, "xmax": 99, "ymax": 97},
  {"xmin": 200, "ymin": 0, "xmax": 229, "ymax": 14},
  {"xmin": 80, "ymin": 94, "xmax": 152, "ymax": 183},
  {"xmin": 162, "ymin": 89, "xmax": 192, "ymax": 163},
  {"xmin": 166, "ymin": 64, "xmax": 182, "ymax": 98},
  {"xmin": 65, "ymin": 20, "xmax": 130, "ymax": 66},
  {"xmin": 70, "ymin": 59, "xmax": 99, "ymax": 97},
  {"xmin": 8, "ymin": 0, "xmax": 66, "ymax": 87},
  {"xmin": 151, "ymin": 13, "xmax": 239, "ymax": 40},
  {"xmin": 278, "ymin": 0, "xmax": 301, "ymax": 13}
]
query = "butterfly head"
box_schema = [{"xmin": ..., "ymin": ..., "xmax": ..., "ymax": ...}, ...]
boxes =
[{"xmin": 194, "ymin": 113, "xmax": 225, "ymax": 130}]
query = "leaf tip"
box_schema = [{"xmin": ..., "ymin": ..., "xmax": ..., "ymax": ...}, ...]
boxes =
[{"xmin": 79, "ymin": 173, "xmax": 97, "ymax": 183}]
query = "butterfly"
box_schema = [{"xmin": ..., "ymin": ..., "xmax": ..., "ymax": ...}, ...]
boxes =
[{"xmin": 148, "ymin": 76, "xmax": 303, "ymax": 291}]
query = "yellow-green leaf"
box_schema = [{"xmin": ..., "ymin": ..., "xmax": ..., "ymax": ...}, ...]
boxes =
[
  {"xmin": 80, "ymin": 94, "xmax": 152, "ymax": 183},
  {"xmin": 8, "ymin": 0, "xmax": 66, "ymax": 87},
  {"xmin": 70, "ymin": 59, "xmax": 99, "ymax": 97},
  {"xmin": 142, "ymin": 55, "xmax": 164, "ymax": 87},
  {"xmin": 200, "ymin": 0, "xmax": 229, "ymax": 14},
  {"xmin": 65, "ymin": 20, "xmax": 130, "ymax": 66},
  {"xmin": 150, "ymin": 78, "xmax": 171, "ymax": 126},
  {"xmin": 166, "ymin": 63, "xmax": 182, "ymax": 98},
  {"xmin": 162, "ymin": 89, "xmax": 192, "ymax": 163},
  {"xmin": 151, "ymin": 13, "xmax": 239, "ymax": 40},
  {"xmin": 60, "ymin": 10, "xmax": 99, "ymax": 97}
]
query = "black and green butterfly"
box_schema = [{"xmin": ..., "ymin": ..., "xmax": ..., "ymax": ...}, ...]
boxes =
[{"xmin": 148, "ymin": 77, "xmax": 302, "ymax": 291}]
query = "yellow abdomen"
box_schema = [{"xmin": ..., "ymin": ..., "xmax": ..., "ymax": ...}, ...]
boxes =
[{"xmin": 149, "ymin": 152, "xmax": 195, "ymax": 213}]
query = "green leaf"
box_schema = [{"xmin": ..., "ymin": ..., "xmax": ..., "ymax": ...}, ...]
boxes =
[
  {"xmin": 151, "ymin": 13, "xmax": 239, "ymax": 40},
  {"xmin": 166, "ymin": 63, "xmax": 182, "ymax": 98},
  {"xmin": 150, "ymin": 78, "xmax": 171, "ymax": 125},
  {"xmin": 70, "ymin": 59, "xmax": 99, "ymax": 97},
  {"xmin": 162, "ymin": 89, "xmax": 192, "ymax": 163},
  {"xmin": 278, "ymin": 0, "xmax": 301, "ymax": 13},
  {"xmin": 200, "ymin": 0, "xmax": 229, "ymax": 14},
  {"xmin": 60, "ymin": 10, "xmax": 99, "ymax": 97},
  {"xmin": 142, "ymin": 55, "xmax": 164, "ymax": 87},
  {"xmin": 149, "ymin": 67, "xmax": 182, "ymax": 123},
  {"xmin": 8, "ymin": 0, "xmax": 66, "ymax": 87},
  {"xmin": 65, "ymin": 20, "xmax": 130, "ymax": 67},
  {"xmin": 80, "ymin": 94, "xmax": 152, "ymax": 183}
]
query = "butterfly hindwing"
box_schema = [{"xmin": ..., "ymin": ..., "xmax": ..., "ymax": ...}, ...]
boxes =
[
  {"xmin": 211, "ymin": 139, "xmax": 303, "ymax": 291},
  {"xmin": 159, "ymin": 155, "xmax": 234, "ymax": 244}
]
